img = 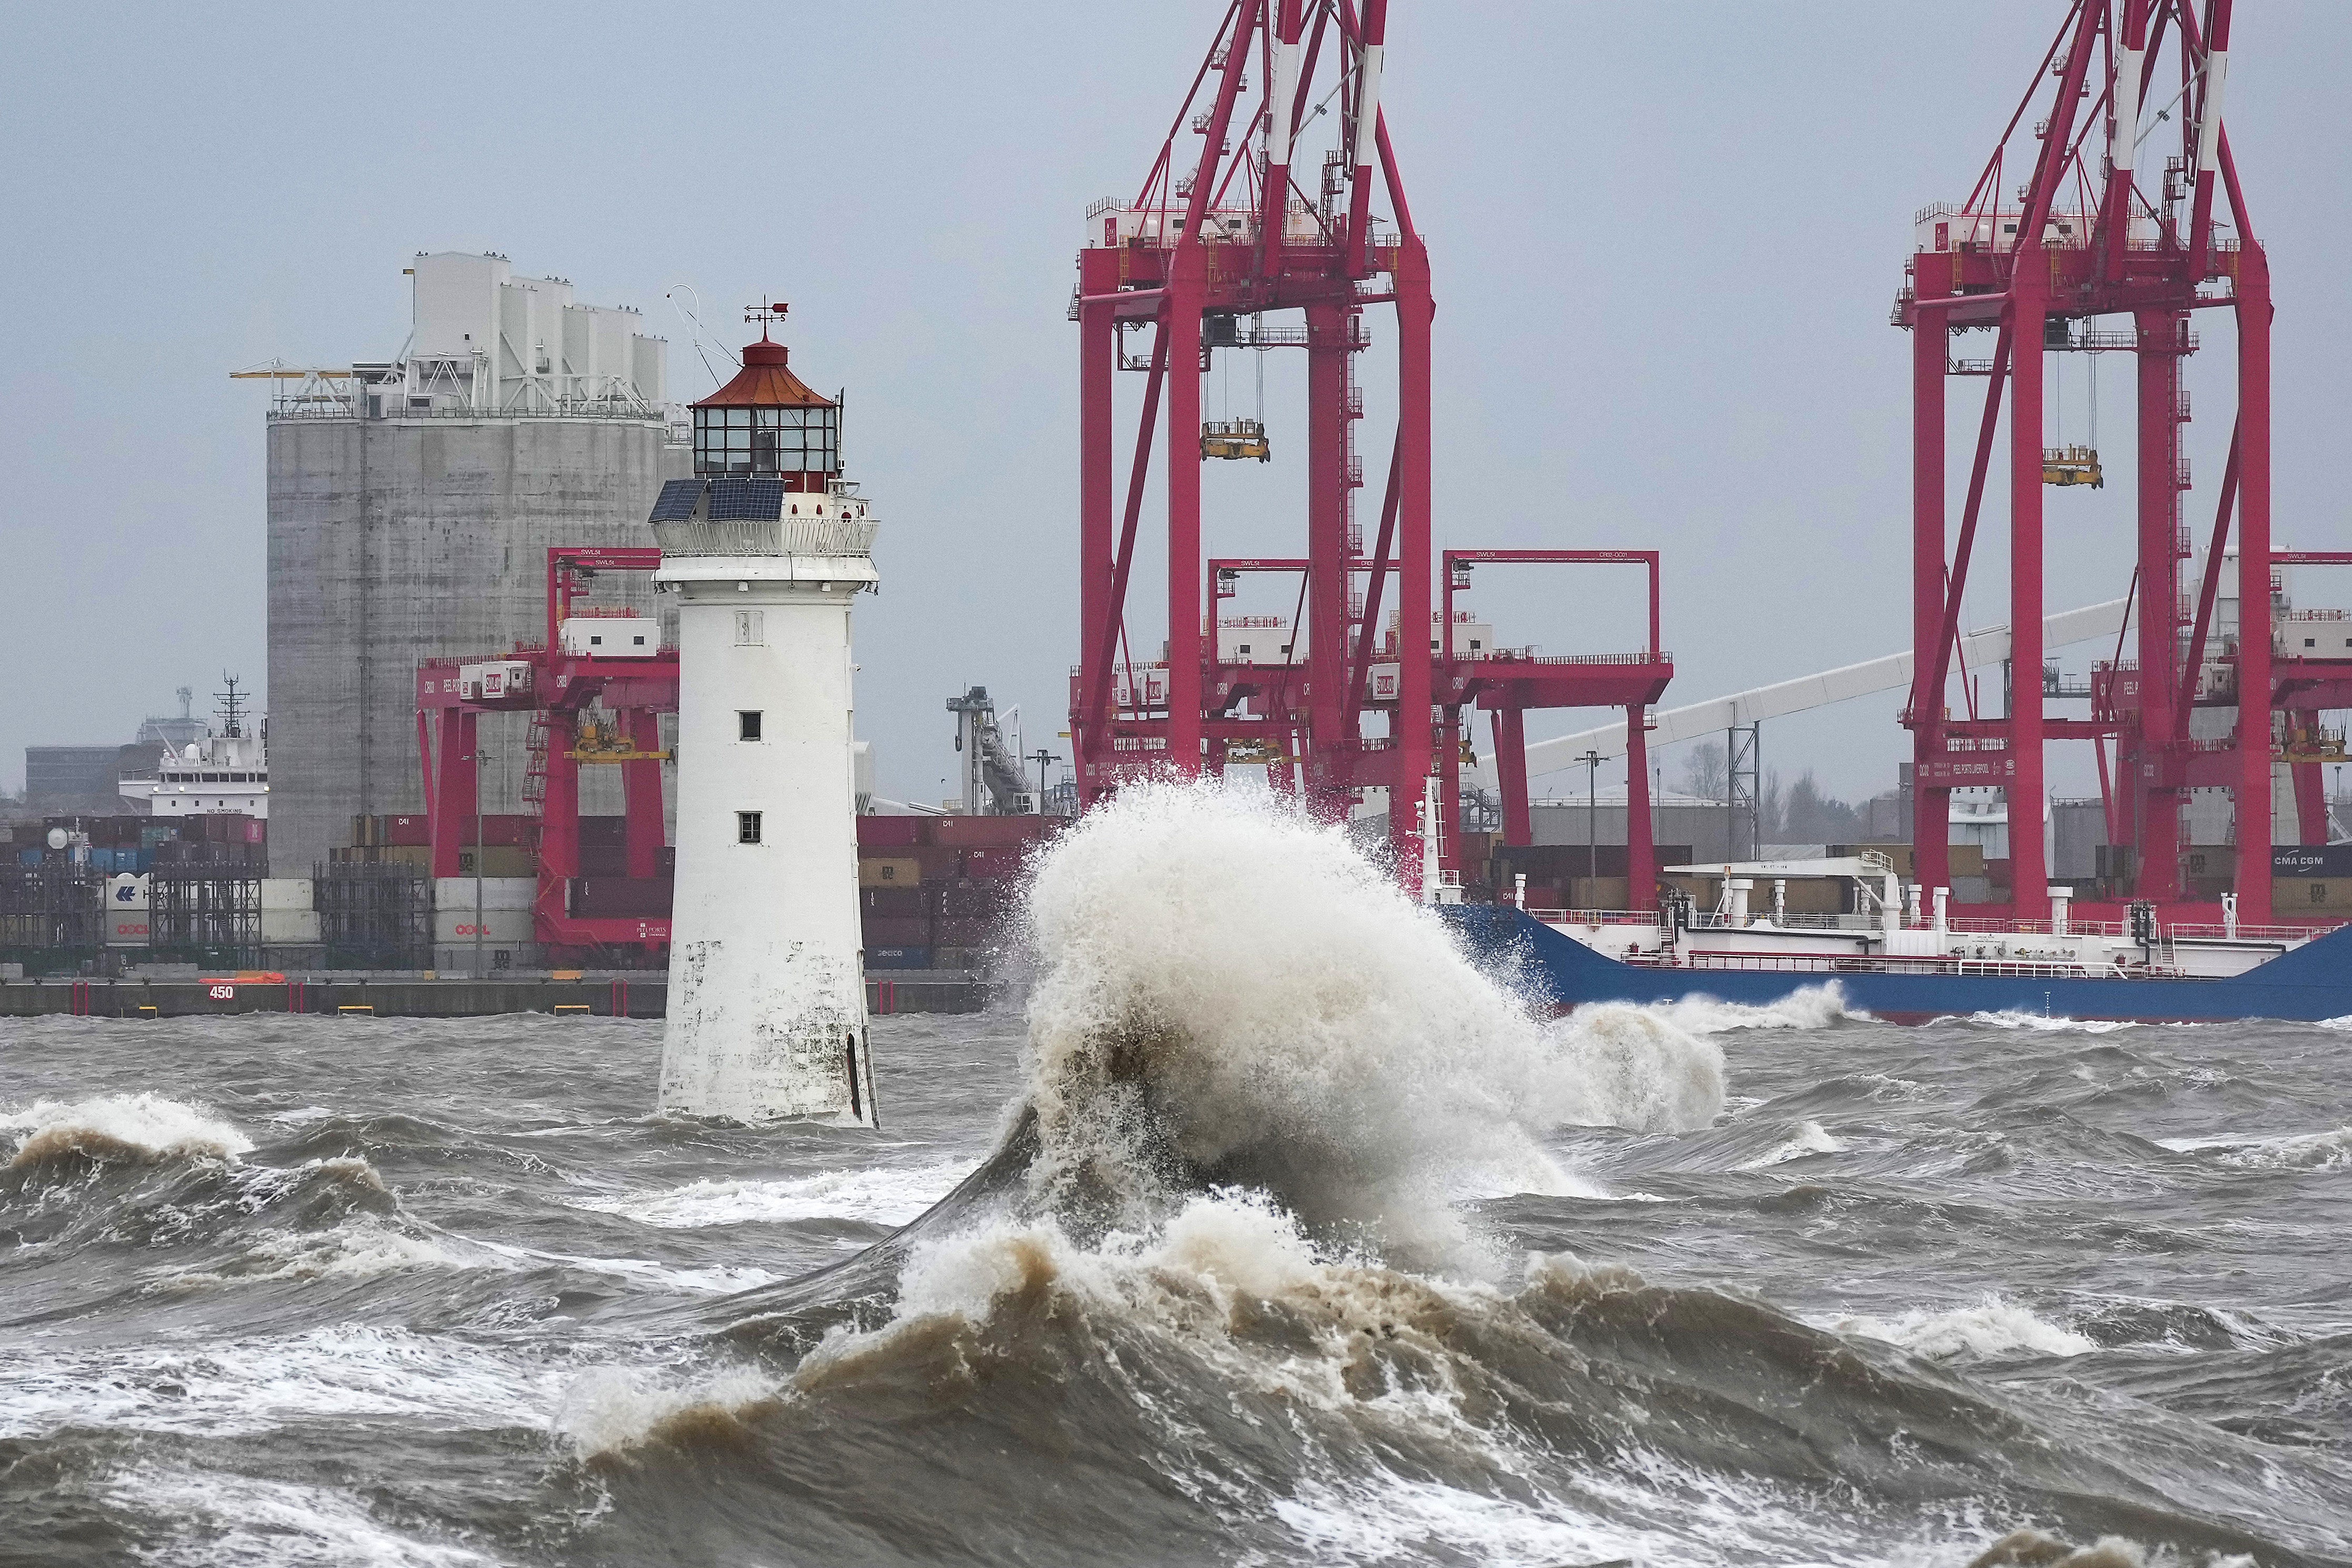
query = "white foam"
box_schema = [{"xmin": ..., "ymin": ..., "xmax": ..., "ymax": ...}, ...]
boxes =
[
  {"xmin": 1, "ymin": 1324, "xmax": 554, "ymax": 1441},
  {"xmin": 229, "ymin": 1221, "xmax": 487, "ymax": 1282},
  {"xmin": 554, "ymin": 1365, "xmax": 785, "ymax": 1459},
  {"xmin": 469, "ymin": 1235, "xmax": 778, "ymax": 1294},
  {"xmin": 2158, "ymin": 1124, "xmax": 2352, "ymax": 1171},
  {"xmin": 1828, "ymin": 1295, "xmax": 2095, "ymax": 1361},
  {"xmin": 1016, "ymin": 783, "xmax": 1725, "ymax": 1262},
  {"xmin": 567, "ymin": 1158, "xmax": 978, "ymax": 1230},
  {"xmin": 1651, "ymin": 983, "xmax": 1859, "ymax": 1034},
  {"xmin": 1273, "ymin": 1472, "xmax": 1643, "ymax": 1566},
  {"xmin": 1955, "ymin": 1010, "xmax": 2138, "ymax": 1034},
  {"xmin": 2, "ymin": 1092, "xmax": 252, "ymax": 1167},
  {"xmin": 102, "ymin": 1463, "xmax": 495, "ymax": 1566},
  {"xmin": 1546, "ymin": 1004, "xmax": 1729, "ymax": 1135},
  {"xmin": 1737, "ymin": 1119, "xmax": 1844, "ymax": 1170}
]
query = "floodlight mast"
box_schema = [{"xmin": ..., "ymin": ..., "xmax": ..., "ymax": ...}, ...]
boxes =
[
  {"xmin": 1897, "ymin": 0, "xmax": 2291, "ymax": 923},
  {"xmin": 1072, "ymin": 0, "xmax": 1435, "ymax": 875}
]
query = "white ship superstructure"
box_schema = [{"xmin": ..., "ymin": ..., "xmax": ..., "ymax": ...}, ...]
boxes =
[
  {"xmin": 1528, "ymin": 854, "xmax": 2320, "ymax": 983},
  {"xmin": 119, "ymin": 685, "xmax": 269, "ymax": 818}
]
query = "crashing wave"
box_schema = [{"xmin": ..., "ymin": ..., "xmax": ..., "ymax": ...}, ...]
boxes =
[
  {"xmin": 3, "ymin": 1092, "xmax": 254, "ymax": 1169},
  {"xmin": 557, "ymin": 1366, "xmax": 786, "ymax": 1460},
  {"xmin": 1014, "ymin": 782, "xmax": 1723, "ymax": 1263}
]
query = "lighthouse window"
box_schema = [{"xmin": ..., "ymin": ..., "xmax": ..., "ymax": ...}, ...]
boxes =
[
  {"xmin": 734, "ymin": 609, "xmax": 764, "ymax": 645},
  {"xmin": 737, "ymin": 811, "xmax": 764, "ymax": 845},
  {"xmin": 695, "ymin": 403, "xmax": 840, "ymax": 477},
  {"xmin": 738, "ymin": 710, "xmax": 763, "ymax": 742}
]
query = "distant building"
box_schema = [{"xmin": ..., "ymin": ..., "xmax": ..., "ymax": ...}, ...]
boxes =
[
  {"xmin": 263, "ymin": 250, "xmax": 692, "ymax": 871},
  {"xmin": 24, "ymin": 747, "xmax": 125, "ymax": 813}
]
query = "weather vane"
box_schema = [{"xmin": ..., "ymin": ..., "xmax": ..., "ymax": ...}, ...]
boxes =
[{"xmin": 745, "ymin": 300, "xmax": 789, "ymax": 340}]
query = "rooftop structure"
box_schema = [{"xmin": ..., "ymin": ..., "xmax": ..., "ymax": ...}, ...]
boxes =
[{"xmin": 259, "ymin": 250, "xmax": 690, "ymax": 874}]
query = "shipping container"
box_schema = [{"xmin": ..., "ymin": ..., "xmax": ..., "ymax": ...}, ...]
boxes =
[
  {"xmin": 860, "ymin": 885, "xmax": 927, "ymax": 917},
  {"xmin": 857, "ymin": 815, "xmax": 930, "ymax": 849},
  {"xmin": 2183, "ymin": 848, "xmax": 2236, "ymax": 881},
  {"xmin": 1565, "ymin": 877, "xmax": 1632, "ymax": 911},
  {"xmin": 2274, "ymin": 846, "xmax": 2352, "ymax": 879},
  {"xmin": 935, "ymin": 879, "xmax": 1011, "ymax": 919},
  {"xmin": 576, "ymin": 846, "xmax": 633, "ymax": 879},
  {"xmin": 930, "ymin": 815, "xmax": 1052, "ymax": 849},
  {"xmin": 2275, "ymin": 878, "xmax": 2352, "ymax": 912},
  {"xmin": 572, "ymin": 877, "xmax": 674, "ymax": 918},
  {"xmin": 261, "ymin": 908, "xmax": 322, "ymax": 945},
  {"xmin": 433, "ymin": 907, "xmax": 536, "ymax": 944},
  {"xmin": 436, "ymin": 815, "xmax": 536, "ymax": 849},
  {"xmin": 457, "ymin": 846, "xmax": 537, "ymax": 878},
  {"xmin": 862, "ymin": 915, "xmax": 934, "ymax": 946},
  {"xmin": 859, "ymin": 858, "xmax": 924, "ymax": 888},
  {"xmin": 962, "ymin": 846, "xmax": 1033, "ymax": 880},
  {"xmin": 431, "ymin": 877, "xmax": 537, "ymax": 913},
  {"xmin": 865, "ymin": 945, "xmax": 932, "ymax": 969}
]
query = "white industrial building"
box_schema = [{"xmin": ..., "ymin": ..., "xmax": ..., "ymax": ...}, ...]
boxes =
[{"xmin": 262, "ymin": 250, "xmax": 691, "ymax": 875}]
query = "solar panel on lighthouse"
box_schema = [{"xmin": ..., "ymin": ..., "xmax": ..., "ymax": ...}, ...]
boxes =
[
  {"xmin": 648, "ymin": 478, "xmax": 706, "ymax": 522},
  {"xmin": 707, "ymin": 478, "xmax": 785, "ymax": 521}
]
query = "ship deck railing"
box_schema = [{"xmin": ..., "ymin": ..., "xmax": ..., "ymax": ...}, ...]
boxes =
[
  {"xmin": 1627, "ymin": 951, "xmax": 2189, "ymax": 981},
  {"xmin": 1529, "ymin": 909, "xmax": 2337, "ymax": 945}
]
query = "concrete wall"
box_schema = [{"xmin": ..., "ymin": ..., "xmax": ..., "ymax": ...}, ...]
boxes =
[{"xmin": 266, "ymin": 414, "xmax": 690, "ymax": 872}]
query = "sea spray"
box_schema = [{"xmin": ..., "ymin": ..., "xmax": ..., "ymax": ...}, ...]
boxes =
[{"xmin": 1015, "ymin": 782, "xmax": 1725, "ymax": 1263}]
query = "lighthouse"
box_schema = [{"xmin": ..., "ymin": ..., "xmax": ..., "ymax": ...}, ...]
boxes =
[{"xmin": 650, "ymin": 305, "xmax": 879, "ymax": 1125}]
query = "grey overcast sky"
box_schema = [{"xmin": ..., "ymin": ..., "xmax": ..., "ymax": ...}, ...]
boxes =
[{"xmin": 3, "ymin": 3, "xmax": 2346, "ymax": 806}]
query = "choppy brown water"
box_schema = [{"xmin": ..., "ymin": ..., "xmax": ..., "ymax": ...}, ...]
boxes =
[{"xmin": 4, "ymin": 791, "xmax": 2348, "ymax": 1567}]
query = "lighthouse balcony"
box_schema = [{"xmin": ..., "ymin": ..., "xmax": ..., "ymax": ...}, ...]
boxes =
[{"xmin": 653, "ymin": 515, "xmax": 878, "ymax": 559}]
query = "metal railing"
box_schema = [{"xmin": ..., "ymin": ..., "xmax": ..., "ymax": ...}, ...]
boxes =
[
  {"xmin": 653, "ymin": 517, "xmax": 877, "ymax": 558},
  {"xmin": 1645, "ymin": 951, "xmax": 2188, "ymax": 980},
  {"xmin": 1527, "ymin": 909, "xmax": 1658, "ymax": 926},
  {"xmin": 267, "ymin": 401, "xmax": 668, "ymax": 425}
]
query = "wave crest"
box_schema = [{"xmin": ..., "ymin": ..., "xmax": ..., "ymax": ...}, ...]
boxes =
[
  {"xmin": 1826, "ymin": 1295, "xmax": 2095, "ymax": 1361},
  {"xmin": 3, "ymin": 1092, "xmax": 253, "ymax": 1169}
]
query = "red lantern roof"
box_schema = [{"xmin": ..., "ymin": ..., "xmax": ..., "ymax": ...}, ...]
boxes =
[{"xmin": 692, "ymin": 338, "xmax": 834, "ymax": 410}]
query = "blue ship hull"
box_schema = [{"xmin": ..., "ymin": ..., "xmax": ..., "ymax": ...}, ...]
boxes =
[{"xmin": 1439, "ymin": 906, "xmax": 2352, "ymax": 1025}]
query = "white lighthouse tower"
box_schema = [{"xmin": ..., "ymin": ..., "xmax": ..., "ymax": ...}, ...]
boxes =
[{"xmin": 652, "ymin": 305, "xmax": 879, "ymax": 1125}]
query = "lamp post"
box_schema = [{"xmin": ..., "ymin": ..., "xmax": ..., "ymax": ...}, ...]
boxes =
[
  {"xmin": 1028, "ymin": 749, "xmax": 1057, "ymax": 815},
  {"xmin": 472, "ymin": 746, "xmax": 492, "ymax": 980},
  {"xmin": 1580, "ymin": 748, "xmax": 1604, "ymax": 896}
]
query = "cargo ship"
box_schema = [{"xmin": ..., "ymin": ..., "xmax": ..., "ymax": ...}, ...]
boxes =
[{"xmin": 1437, "ymin": 854, "xmax": 2352, "ymax": 1025}]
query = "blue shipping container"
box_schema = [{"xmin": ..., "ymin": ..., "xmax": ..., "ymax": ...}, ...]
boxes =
[{"xmin": 865, "ymin": 946, "xmax": 933, "ymax": 970}]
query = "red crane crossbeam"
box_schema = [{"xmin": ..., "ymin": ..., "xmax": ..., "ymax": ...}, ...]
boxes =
[{"xmin": 413, "ymin": 547, "xmax": 675, "ymax": 959}]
